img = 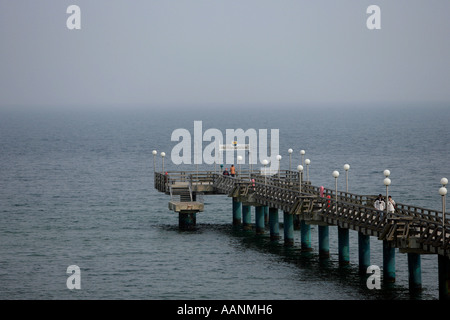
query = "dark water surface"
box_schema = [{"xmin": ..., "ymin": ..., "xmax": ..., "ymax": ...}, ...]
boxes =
[{"xmin": 0, "ymin": 105, "xmax": 449, "ymax": 299}]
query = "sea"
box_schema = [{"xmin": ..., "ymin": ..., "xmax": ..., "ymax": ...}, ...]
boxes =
[{"xmin": 0, "ymin": 104, "xmax": 449, "ymax": 301}]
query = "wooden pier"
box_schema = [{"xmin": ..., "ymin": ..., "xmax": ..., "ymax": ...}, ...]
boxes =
[{"xmin": 154, "ymin": 169, "xmax": 450, "ymax": 300}]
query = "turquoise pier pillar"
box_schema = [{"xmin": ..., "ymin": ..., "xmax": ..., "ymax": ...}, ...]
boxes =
[
  {"xmin": 255, "ymin": 206, "xmax": 265, "ymax": 235},
  {"xmin": 408, "ymin": 253, "xmax": 422, "ymax": 291},
  {"xmin": 383, "ymin": 240, "xmax": 396, "ymax": 283},
  {"xmin": 300, "ymin": 220, "xmax": 312, "ymax": 251},
  {"xmin": 438, "ymin": 255, "xmax": 450, "ymax": 300},
  {"xmin": 358, "ymin": 232, "xmax": 370, "ymax": 274},
  {"xmin": 179, "ymin": 212, "xmax": 196, "ymax": 230},
  {"xmin": 293, "ymin": 215, "xmax": 301, "ymax": 230},
  {"xmin": 264, "ymin": 205, "xmax": 269, "ymax": 225},
  {"xmin": 283, "ymin": 211, "xmax": 294, "ymax": 246},
  {"xmin": 338, "ymin": 226, "xmax": 350, "ymax": 266},
  {"xmin": 232, "ymin": 197, "xmax": 242, "ymax": 226},
  {"xmin": 269, "ymin": 207, "xmax": 280, "ymax": 241},
  {"xmin": 242, "ymin": 205, "xmax": 252, "ymax": 230},
  {"xmin": 318, "ymin": 226, "xmax": 329, "ymax": 258}
]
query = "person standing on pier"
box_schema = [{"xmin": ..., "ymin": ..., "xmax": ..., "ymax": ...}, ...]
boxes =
[
  {"xmin": 223, "ymin": 168, "xmax": 230, "ymax": 176},
  {"xmin": 387, "ymin": 196, "xmax": 396, "ymax": 213},
  {"xmin": 374, "ymin": 194, "xmax": 385, "ymax": 211},
  {"xmin": 230, "ymin": 165, "xmax": 236, "ymax": 177}
]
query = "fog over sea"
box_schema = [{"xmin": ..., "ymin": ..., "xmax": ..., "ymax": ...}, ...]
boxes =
[{"xmin": 0, "ymin": 105, "xmax": 449, "ymax": 300}]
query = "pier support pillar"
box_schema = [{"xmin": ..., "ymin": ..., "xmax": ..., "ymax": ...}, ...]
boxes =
[
  {"xmin": 269, "ymin": 207, "xmax": 280, "ymax": 241},
  {"xmin": 264, "ymin": 206, "xmax": 269, "ymax": 225},
  {"xmin": 383, "ymin": 240, "xmax": 396, "ymax": 283},
  {"xmin": 319, "ymin": 226, "xmax": 329, "ymax": 259},
  {"xmin": 438, "ymin": 255, "xmax": 450, "ymax": 300},
  {"xmin": 283, "ymin": 211, "xmax": 294, "ymax": 247},
  {"xmin": 179, "ymin": 211, "xmax": 196, "ymax": 230},
  {"xmin": 242, "ymin": 205, "xmax": 252, "ymax": 230},
  {"xmin": 408, "ymin": 253, "xmax": 422, "ymax": 291},
  {"xmin": 300, "ymin": 220, "xmax": 312, "ymax": 251},
  {"xmin": 232, "ymin": 197, "xmax": 242, "ymax": 226},
  {"xmin": 358, "ymin": 232, "xmax": 370, "ymax": 274},
  {"xmin": 255, "ymin": 206, "xmax": 265, "ymax": 235},
  {"xmin": 338, "ymin": 226, "xmax": 350, "ymax": 266},
  {"xmin": 293, "ymin": 215, "xmax": 301, "ymax": 230}
]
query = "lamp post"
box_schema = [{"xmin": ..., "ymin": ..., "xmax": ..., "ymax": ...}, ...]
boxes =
[
  {"xmin": 152, "ymin": 150, "xmax": 157, "ymax": 173},
  {"xmin": 383, "ymin": 170, "xmax": 391, "ymax": 216},
  {"xmin": 161, "ymin": 152, "xmax": 166, "ymax": 173},
  {"xmin": 383, "ymin": 172, "xmax": 395, "ymax": 283},
  {"xmin": 300, "ymin": 150, "xmax": 305, "ymax": 167},
  {"xmin": 344, "ymin": 164, "xmax": 350, "ymax": 193},
  {"xmin": 332, "ymin": 170, "xmax": 339, "ymax": 216},
  {"xmin": 440, "ymin": 177, "xmax": 448, "ymax": 246},
  {"xmin": 262, "ymin": 159, "xmax": 269, "ymax": 197},
  {"xmin": 297, "ymin": 165, "xmax": 303, "ymax": 194},
  {"xmin": 237, "ymin": 155, "xmax": 243, "ymax": 177},
  {"xmin": 288, "ymin": 148, "xmax": 293, "ymax": 171},
  {"xmin": 262, "ymin": 159, "xmax": 269, "ymax": 185},
  {"xmin": 276, "ymin": 155, "xmax": 282, "ymax": 179},
  {"xmin": 332, "ymin": 170, "xmax": 339, "ymax": 201},
  {"xmin": 305, "ymin": 159, "xmax": 311, "ymax": 182}
]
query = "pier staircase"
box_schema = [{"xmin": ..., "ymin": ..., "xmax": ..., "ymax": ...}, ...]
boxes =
[
  {"xmin": 167, "ymin": 182, "xmax": 204, "ymax": 219},
  {"xmin": 170, "ymin": 184, "xmax": 193, "ymax": 202}
]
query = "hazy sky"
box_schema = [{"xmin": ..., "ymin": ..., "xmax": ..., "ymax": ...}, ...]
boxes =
[{"xmin": 1, "ymin": 1, "xmax": 449, "ymax": 110}]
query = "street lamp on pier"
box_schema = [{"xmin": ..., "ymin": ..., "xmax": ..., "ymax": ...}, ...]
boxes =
[
  {"xmin": 297, "ymin": 165, "xmax": 303, "ymax": 194},
  {"xmin": 152, "ymin": 150, "xmax": 157, "ymax": 173},
  {"xmin": 332, "ymin": 170, "xmax": 340, "ymax": 214},
  {"xmin": 300, "ymin": 150, "xmax": 305, "ymax": 167},
  {"xmin": 305, "ymin": 159, "xmax": 311, "ymax": 182},
  {"xmin": 344, "ymin": 164, "xmax": 350, "ymax": 193},
  {"xmin": 288, "ymin": 148, "xmax": 293, "ymax": 171},
  {"xmin": 237, "ymin": 155, "xmax": 243, "ymax": 177},
  {"xmin": 439, "ymin": 177, "xmax": 448, "ymax": 246},
  {"xmin": 383, "ymin": 170, "xmax": 391, "ymax": 217},
  {"xmin": 276, "ymin": 155, "xmax": 282, "ymax": 178},
  {"xmin": 161, "ymin": 152, "xmax": 166, "ymax": 173}
]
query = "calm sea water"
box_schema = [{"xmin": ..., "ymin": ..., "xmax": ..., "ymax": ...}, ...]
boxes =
[{"xmin": 0, "ymin": 105, "xmax": 449, "ymax": 300}]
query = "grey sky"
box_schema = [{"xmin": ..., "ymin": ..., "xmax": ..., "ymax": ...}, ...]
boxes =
[{"xmin": 1, "ymin": 1, "xmax": 449, "ymax": 110}]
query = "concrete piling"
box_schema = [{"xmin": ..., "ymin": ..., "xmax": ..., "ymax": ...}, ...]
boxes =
[
  {"xmin": 318, "ymin": 226, "xmax": 329, "ymax": 258},
  {"xmin": 269, "ymin": 207, "xmax": 280, "ymax": 241},
  {"xmin": 264, "ymin": 205, "xmax": 269, "ymax": 225},
  {"xmin": 242, "ymin": 205, "xmax": 252, "ymax": 230},
  {"xmin": 438, "ymin": 255, "xmax": 450, "ymax": 300},
  {"xmin": 179, "ymin": 211, "xmax": 196, "ymax": 230},
  {"xmin": 358, "ymin": 232, "xmax": 370, "ymax": 274},
  {"xmin": 300, "ymin": 220, "xmax": 312, "ymax": 251},
  {"xmin": 338, "ymin": 226, "xmax": 350, "ymax": 266},
  {"xmin": 232, "ymin": 197, "xmax": 242, "ymax": 226},
  {"xmin": 255, "ymin": 206, "xmax": 265, "ymax": 235},
  {"xmin": 408, "ymin": 253, "xmax": 422, "ymax": 291},
  {"xmin": 383, "ymin": 240, "xmax": 396, "ymax": 283},
  {"xmin": 283, "ymin": 212, "xmax": 294, "ymax": 246}
]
